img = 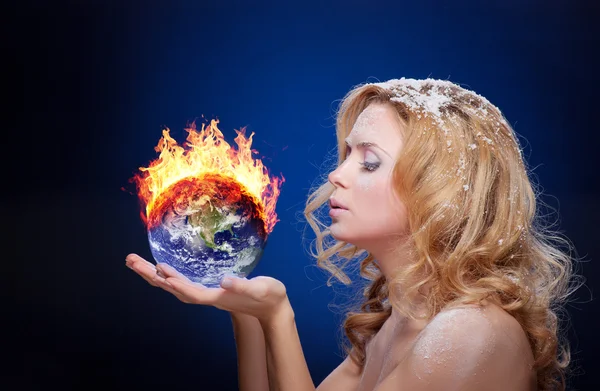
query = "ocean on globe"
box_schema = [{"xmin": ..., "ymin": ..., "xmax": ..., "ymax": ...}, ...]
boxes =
[{"xmin": 146, "ymin": 174, "xmax": 268, "ymax": 288}]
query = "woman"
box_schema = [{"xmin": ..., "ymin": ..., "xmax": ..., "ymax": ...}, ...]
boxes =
[{"xmin": 126, "ymin": 78, "xmax": 579, "ymax": 390}]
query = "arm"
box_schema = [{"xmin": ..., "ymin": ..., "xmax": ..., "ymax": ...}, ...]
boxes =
[
  {"xmin": 259, "ymin": 298, "xmax": 316, "ymax": 391},
  {"xmin": 126, "ymin": 256, "xmax": 315, "ymax": 390},
  {"xmin": 231, "ymin": 312, "xmax": 269, "ymax": 391},
  {"xmin": 234, "ymin": 298, "xmax": 363, "ymax": 391},
  {"xmin": 316, "ymin": 352, "xmax": 362, "ymax": 391}
]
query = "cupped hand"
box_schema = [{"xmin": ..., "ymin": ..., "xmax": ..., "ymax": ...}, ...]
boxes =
[{"xmin": 125, "ymin": 253, "xmax": 290, "ymax": 325}]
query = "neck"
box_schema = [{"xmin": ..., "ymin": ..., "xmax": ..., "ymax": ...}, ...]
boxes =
[
  {"xmin": 365, "ymin": 237, "xmax": 414, "ymax": 284},
  {"xmin": 366, "ymin": 240, "xmax": 434, "ymax": 321}
]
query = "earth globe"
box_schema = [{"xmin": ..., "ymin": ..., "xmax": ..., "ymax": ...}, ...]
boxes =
[
  {"xmin": 130, "ymin": 120, "xmax": 283, "ymax": 287},
  {"xmin": 147, "ymin": 174, "xmax": 268, "ymax": 287}
]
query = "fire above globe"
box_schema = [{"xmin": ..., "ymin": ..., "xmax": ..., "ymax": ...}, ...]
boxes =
[{"xmin": 130, "ymin": 119, "xmax": 284, "ymax": 287}]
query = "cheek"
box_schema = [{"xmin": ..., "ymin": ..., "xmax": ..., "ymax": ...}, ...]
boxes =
[
  {"xmin": 356, "ymin": 173, "xmax": 376, "ymax": 191},
  {"xmin": 356, "ymin": 173, "xmax": 390, "ymax": 198},
  {"xmin": 355, "ymin": 176, "xmax": 392, "ymax": 213},
  {"xmin": 357, "ymin": 177, "xmax": 407, "ymax": 225}
]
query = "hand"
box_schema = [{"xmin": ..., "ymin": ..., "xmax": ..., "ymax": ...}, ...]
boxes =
[{"xmin": 125, "ymin": 253, "xmax": 291, "ymax": 325}]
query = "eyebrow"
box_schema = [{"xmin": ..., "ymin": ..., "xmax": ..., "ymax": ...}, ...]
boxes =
[{"xmin": 344, "ymin": 139, "xmax": 392, "ymax": 158}]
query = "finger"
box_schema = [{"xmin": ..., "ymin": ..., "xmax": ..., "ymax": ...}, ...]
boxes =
[
  {"xmin": 125, "ymin": 255, "xmax": 192, "ymax": 303},
  {"xmin": 131, "ymin": 261, "xmax": 189, "ymax": 302},
  {"xmin": 166, "ymin": 277, "xmax": 223, "ymax": 305},
  {"xmin": 129, "ymin": 260, "xmax": 190, "ymax": 302},
  {"xmin": 126, "ymin": 253, "xmax": 152, "ymax": 269},
  {"xmin": 126, "ymin": 253, "xmax": 157, "ymax": 277},
  {"xmin": 156, "ymin": 263, "xmax": 192, "ymax": 282},
  {"xmin": 129, "ymin": 259, "xmax": 160, "ymax": 287},
  {"xmin": 150, "ymin": 273, "xmax": 189, "ymax": 301},
  {"xmin": 129, "ymin": 258, "xmax": 155, "ymax": 276}
]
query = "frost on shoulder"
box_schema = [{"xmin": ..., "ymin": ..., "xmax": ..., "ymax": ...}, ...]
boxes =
[
  {"xmin": 411, "ymin": 306, "xmax": 496, "ymax": 377},
  {"xmin": 396, "ymin": 305, "xmax": 526, "ymax": 391}
]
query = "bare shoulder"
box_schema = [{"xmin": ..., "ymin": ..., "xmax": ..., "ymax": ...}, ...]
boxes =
[
  {"xmin": 421, "ymin": 301, "xmax": 534, "ymax": 361},
  {"xmin": 375, "ymin": 302, "xmax": 536, "ymax": 391}
]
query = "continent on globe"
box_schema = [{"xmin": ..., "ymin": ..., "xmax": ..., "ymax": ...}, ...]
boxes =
[
  {"xmin": 146, "ymin": 173, "xmax": 268, "ymax": 287},
  {"xmin": 188, "ymin": 196, "xmax": 237, "ymax": 251}
]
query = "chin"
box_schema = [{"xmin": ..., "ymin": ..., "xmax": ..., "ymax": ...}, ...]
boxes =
[
  {"xmin": 329, "ymin": 229, "xmax": 363, "ymax": 249},
  {"xmin": 329, "ymin": 226, "xmax": 350, "ymax": 242}
]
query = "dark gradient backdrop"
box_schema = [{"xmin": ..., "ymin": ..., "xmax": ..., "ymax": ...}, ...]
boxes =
[{"xmin": 7, "ymin": 0, "xmax": 600, "ymax": 390}]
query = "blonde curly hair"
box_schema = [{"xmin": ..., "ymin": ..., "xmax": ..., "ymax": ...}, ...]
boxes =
[{"xmin": 303, "ymin": 78, "xmax": 583, "ymax": 390}]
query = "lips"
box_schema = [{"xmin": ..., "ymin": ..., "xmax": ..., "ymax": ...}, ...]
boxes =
[{"xmin": 329, "ymin": 198, "xmax": 348, "ymax": 210}]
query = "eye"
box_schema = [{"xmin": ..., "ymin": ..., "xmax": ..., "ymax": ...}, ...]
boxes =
[
  {"xmin": 360, "ymin": 161, "xmax": 380, "ymax": 172},
  {"xmin": 360, "ymin": 150, "xmax": 380, "ymax": 172}
]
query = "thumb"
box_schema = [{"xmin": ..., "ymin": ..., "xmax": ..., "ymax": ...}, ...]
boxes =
[
  {"xmin": 220, "ymin": 275, "xmax": 244, "ymax": 289},
  {"xmin": 221, "ymin": 275, "xmax": 263, "ymax": 298}
]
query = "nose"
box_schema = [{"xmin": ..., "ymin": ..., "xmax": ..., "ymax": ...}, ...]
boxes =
[{"xmin": 328, "ymin": 164, "xmax": 348, "ymax": 189}]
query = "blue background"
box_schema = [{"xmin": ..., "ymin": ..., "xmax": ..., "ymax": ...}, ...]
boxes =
[{"xmin": 7, "ymin": 0, "xmax": 599, "ymax": 390}]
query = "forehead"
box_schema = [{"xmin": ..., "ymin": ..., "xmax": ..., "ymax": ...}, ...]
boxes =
[{"xmin": 346, "ymin": 103, "xmax": 403, "ymax": 145}]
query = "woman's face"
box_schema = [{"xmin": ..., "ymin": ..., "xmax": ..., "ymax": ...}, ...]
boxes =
[{"xmin": 328, "ymin": 102, "xmax": 409, "ymax": 251}]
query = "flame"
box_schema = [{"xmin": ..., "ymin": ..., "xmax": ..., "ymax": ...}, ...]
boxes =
[{"xmin": 130, "ymin": 119, "xmax": 284, "ymax": 235}]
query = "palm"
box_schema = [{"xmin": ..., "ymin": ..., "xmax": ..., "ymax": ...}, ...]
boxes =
[{"xmin": 125, "ymin": 253, "xmax": 288, "ymax": 322}]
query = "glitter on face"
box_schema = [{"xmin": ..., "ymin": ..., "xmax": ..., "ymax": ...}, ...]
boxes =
[
  {"xmin": 358, "ymin": 174, "xmax": 374, "ymax": 191},
  {"xmin": 347, "ymin": 104, "xmax": 388, "ymax": 142},
  {"xmin": 411, "ymin": 306, "xmax": 497, "ymax": 382},
  {"xmin": 329, "ymin": 102, "xmax": 409, "ymax": 247},
  {"xmin": 345, "ymin": 105, "xmax": 387, "ymax": 193}
]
